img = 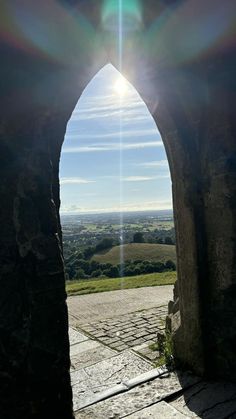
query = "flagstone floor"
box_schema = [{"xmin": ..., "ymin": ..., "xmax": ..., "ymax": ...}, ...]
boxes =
[{"xmin": 68, "ymin": 287, "xmax": 236, "ymax": 418}]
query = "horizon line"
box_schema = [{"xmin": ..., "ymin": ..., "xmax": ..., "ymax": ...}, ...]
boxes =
[{"xmin": 60, "ymin": 208, "xmax": 173, "ymax": 216}]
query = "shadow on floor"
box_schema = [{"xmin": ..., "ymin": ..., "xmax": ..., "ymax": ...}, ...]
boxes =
[{"xmin": 171, "ymin": 371, "xmax": 236, "ymax": 418}]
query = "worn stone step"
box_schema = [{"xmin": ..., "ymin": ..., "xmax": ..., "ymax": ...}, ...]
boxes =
[
  {"xmin": 72, "ymin": 350, "xmax": 153, "ymax": 411},
  {"xmin": 125, "ymin": 401, "xmax": 188, "ymax": 418},
  {"xmin": 75, "ymin": 370, "xmax": 200, "ymax": 418}
]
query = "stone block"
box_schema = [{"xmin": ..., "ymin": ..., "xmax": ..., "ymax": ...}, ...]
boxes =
[
  {"xmin": 76, "ymin": 371, "xmax": 200, "ymax": 417},
  {"xmin": 69, "ymin": 328, "xmax": 89, "ymax": 346},
  {"xmin": 126, "ymin": 401, "xmax": 187, "ymax": 418},
  {"xmin": 72, "ymin": 350, "xmax": 153, "ymax": 411}
]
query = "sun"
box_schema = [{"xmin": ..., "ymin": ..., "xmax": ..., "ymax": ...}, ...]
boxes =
[{"xmin": 113, "ymin": 76, "xmax": 128, "ymax": 96}]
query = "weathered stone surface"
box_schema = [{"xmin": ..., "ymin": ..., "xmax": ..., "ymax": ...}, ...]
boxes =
[
  {"xmin": 71, "ymin": 343, "xmax": 116, "ymax": 371},
  {"xmin": 133, "ymin": 342, "xmax": 159, "ymax": 361},
  {"xmin": 72, "ymin": 350, "xmax": 153, "ymax": 410},
  {"xmin": 70, "ymin": 340, "xmax": 100, "ymax": 358},
  {"xmin": 69, "ymin": 328, "xmax": 89, "ymax": 346},
  {"xmin": 126, "ymin": 401, "xmax": 187, "ymax": 418},
  {"xmin": 75, "ymin": 371, "xmax": 200, "ymax": 417}
]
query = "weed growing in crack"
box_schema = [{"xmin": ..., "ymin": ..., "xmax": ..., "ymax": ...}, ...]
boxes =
[{"xmin": 149, "ymin": 330, "xmax": 175, "ymax": 368}]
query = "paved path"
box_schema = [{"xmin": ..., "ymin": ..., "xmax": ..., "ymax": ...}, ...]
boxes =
[
  {"xmin": 68, "ymin": 285, "xmax": 173, "ymax": 324},
  {"xmin": 77, "ymin": 306, "xmax": 167, "ymax": 357},
  {"xmin": 68, "ymin": 286, "xmax": 236, "ymax": 418},
  {"xmin": 68, "ymin": 286, "xmax": 172, "ymax": 360},
  {"xmin": 69, "ymin": 327, "xmax": 236, "ymax": 418}
]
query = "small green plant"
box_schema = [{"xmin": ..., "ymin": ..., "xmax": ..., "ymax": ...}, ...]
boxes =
[
  {"xmin": 149, "ymin": 330, "xmax": 174, "ymax": 368},
  {"xmin": 149, "ymin": 342, "xmax": 159, "ymax": 352}
]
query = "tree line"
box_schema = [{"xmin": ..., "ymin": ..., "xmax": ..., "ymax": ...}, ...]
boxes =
[{"xmin": 65, "ymin": 235, "xmax": 176, "ymax": 281}]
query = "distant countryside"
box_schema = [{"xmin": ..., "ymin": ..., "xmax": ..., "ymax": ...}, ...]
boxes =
[{"xmin": 62, "ymin": 210, "xmax": 177, "ymax": 295}]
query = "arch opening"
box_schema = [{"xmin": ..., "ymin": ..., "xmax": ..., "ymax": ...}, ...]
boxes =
[{"xmin": 59, "ymin": 64, "xmax": 177, "ymax": 407}]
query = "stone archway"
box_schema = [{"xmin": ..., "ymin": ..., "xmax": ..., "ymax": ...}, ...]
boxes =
[{"xmin": 0, "ymin": 1, "xmax": 235, "ymax": 417}]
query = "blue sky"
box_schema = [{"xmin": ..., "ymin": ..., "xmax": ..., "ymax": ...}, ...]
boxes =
[{"xmin": 60, "ymin": 64, "xmax": 172, "ymax": 214}]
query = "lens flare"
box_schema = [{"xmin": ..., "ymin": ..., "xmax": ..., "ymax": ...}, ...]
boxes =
[
  {"xmin": 102, "ymin": 0, "xmax": 142, "ymax": 31},
  {"xmin": 0, "ymin": 0, "xmax": 98, "ymax": 65},
  {"xmin": 114, "ymin": 76, "xmax": 128, "ymax": 96},
  {"xmin": 143, "ymin": 0, "xmax": 236, "ymax": 66}
]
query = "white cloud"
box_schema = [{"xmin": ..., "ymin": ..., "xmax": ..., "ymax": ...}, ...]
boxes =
[
  {"xmin": 71, "ymin": 95, "xmax": 142, "ymax": 118},
  {"xmin": 122, "ymin": 174, "xmax": 170, "ymax": 182},
  {"xmin": 68, "ymin": 83, "xmax": 156, "ymax": 124},
  {"xmin": 122, "ymin": 176, "xmax": 157, "ymax": 182},
  {"xmin": 60, "ymin": 177, "xmax": 96, "ymax": 185},
  {"xmin": 62, "ymin": 140, "xmax": 163, "ymax": 154},
  {"xmin": 139, "ymin": 160, "xmax": 169, "ymax": 168},
  {"xmin": 65, "ymin": 128, "xmax": 160, "ymax": 141}
]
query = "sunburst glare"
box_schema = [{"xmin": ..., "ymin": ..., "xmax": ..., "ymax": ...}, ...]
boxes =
[{"xmin": 113, "ymin": 75, "xmax": 128, "ymax": 96}]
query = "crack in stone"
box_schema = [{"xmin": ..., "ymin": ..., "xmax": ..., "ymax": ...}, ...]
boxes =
[{"xmin": 103, "ymin": 363, "xmax": 129, "ymax": 382}]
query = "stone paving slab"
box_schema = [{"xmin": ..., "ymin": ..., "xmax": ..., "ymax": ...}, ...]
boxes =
[
  {"xmin": 72, "ymin": 350, "xmax": 153, "ymax": 411},
  {"xmin": 126, "ymin": 401, "xmax": 187, "ymax": 418},
  {"xmin": 69, "ymin": 327, "xmax": 89, "ymax": 345},
  {"xmin": 71, "ymin": 342, "xmax": 116, "ymax": 370},
  {"xmin": 75, "ymin": 371, "xmax": 200, "ymax": 417},
  {"xmin": 132, "ymin": 342, "xmax": 159, "ymax": 361},
  {"xmin": 70, "ymin": 339, "xmax": 100, "ymax": 357}
]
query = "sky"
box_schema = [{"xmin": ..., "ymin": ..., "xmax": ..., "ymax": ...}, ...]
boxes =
[{"xmin": 60, "ymin": 64, "xmax": 172, "ymax": 214}]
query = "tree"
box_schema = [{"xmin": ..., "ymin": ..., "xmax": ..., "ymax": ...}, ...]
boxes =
[
  {"xmin": 91, "ymin": 269, "xmax": 102, "ymax": 278},
  {"xmin": 78, "ymin": 259, "xmax": 90, "ymax": 273},
  {"xmin": 133, "ymin": 232, "xmax": 144, "ymax": 243},
  {"xmin": 75, "ymin": 268, "xmax": 86, "ymax": 279},
  {"xmin": 165, "ymin": 260, "xmax": 176, "ymax": 271},
  {"xmin": 95, "ymin": 238, "xmax": 113, "ymax": 252},
  {"xmin": 153, "ymin": 262, "xmax": 165, "ymax": 272},
  {"xmin": 133, "ymin": 267, "xmax": 141, "ymax": 276},
  {"xmin": 105, "ymin": 266, "xmax": 119, "ymax": 278},
  {"xmin": 164, "ymin": 236, "xmax": 173, "ymax": 245},
  {"xmin": 83, "ymin": 246, "xmax": 96, "ymax": 259}
]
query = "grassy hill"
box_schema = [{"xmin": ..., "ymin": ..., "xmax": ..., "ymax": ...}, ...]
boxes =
[
  {"xmin": 92, "ymin": 243, "xmax": 176, "ymax": 265},
  {"xmin": 66, "ymin": 271, "xmax": 176, "ymax": 296}
]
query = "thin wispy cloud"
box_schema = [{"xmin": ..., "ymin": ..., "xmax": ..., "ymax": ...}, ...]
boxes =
[
  {"xmin": 138, "ymin": 160, "xmax": 169, "ymax": 168},
  {"xmin": 60, "ymin": 177, "xmax": 96, "ymax": 185},
  {"xmin": 69, "ymin": 86, "xmax": 153, "ymax": 124},
  {"xmin": 71, "ymin": 95, "xmax": 141, "ymax": 115},
  {"xmin": 62, "ymin": 141, "xmax": 163, "ymax": 154},
  {"xmin": 122, "ymin": 176, "xmax": 157, "ymax": 182},
  {"xmin": 70, "ymin": 108, "xmax": 152, "ymax": 122},
  {"xmin": 138, "ymin": 160, "xmax": 169, "ymax": 172},
  {"xmin": 123, "ymin": 175, "xmax": 170, "ymax": 182},
  {"xmin": 65, "ymin": 128, "xmax": 160, "ymax": 141}
]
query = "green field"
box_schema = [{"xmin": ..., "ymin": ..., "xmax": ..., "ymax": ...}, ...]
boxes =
[
  {"xmin": 66, "ymin": 271, "xmax": 176, "ymax": 296},
  {"xmin": 92, "ymin": 243, "xmax": 176, "ymax": 265}
]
